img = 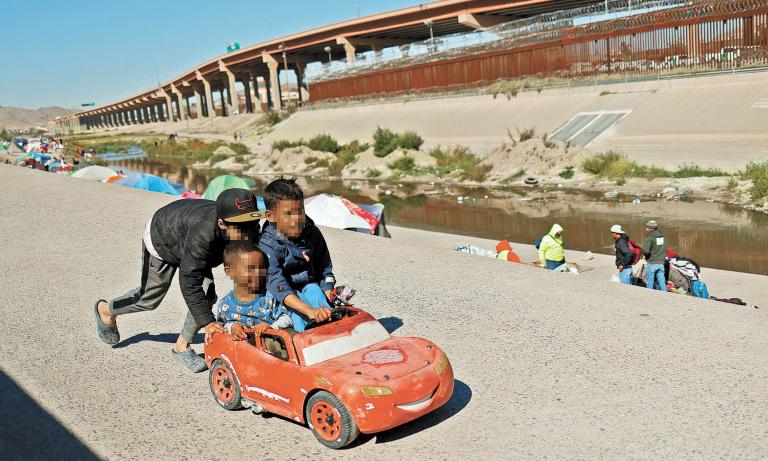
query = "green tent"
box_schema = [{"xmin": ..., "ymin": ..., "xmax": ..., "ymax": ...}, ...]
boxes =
[{"xmin": 202, "ymin": 175, "xmax": 252, "ymax": 200}]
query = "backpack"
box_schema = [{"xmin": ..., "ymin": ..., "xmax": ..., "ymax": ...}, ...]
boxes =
[
  {"xmin": 627, "ymin": 239, "xmax": 643, "ymax": 265},
  {"xmin": 691, "ymin": 280, "xmax": 710, "ymax": 299},
  {"xmin": 534, "ymin": 236, "xmax": 544, "ymax": 249}
]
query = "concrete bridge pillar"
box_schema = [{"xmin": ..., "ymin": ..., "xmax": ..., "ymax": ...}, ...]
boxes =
[
  {"xmin": 242, "ymin": 75, "xmax": 253, "ymax": 113},
  {"xmin": 249, "ymin": 71, "xmax": 264, "ymax": 112},
  {"xmin": 196, "ymin": 71, "xmax": 215, "ymax": 118},
  {"xmin": 170, "ymin": 85, "xmax": 186, "ymax": 121},
  {"xmin": 218, "ymin": 62, "xmax": 239, "ymax": 115},
  {"xmin": 163, "ymin": 94, "xmax": 174, "ymax": 122},
  {"xmin": 262, "ymin": 53, "xmax": 282, "ymax": 111},
  {"xmin": 192, "ymin": 85, "xmax": 204, "ymax": 119},
  {"xmin": 294, "ymin": 63, "xmax": 305, "ymax": 103}
]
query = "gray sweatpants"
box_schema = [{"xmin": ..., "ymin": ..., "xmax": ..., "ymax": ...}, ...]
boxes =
[{"xmin": 108, "ymin": 242, "xmax": 216, "ymax": 343}]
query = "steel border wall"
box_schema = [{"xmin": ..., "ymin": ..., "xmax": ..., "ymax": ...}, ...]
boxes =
[{"xmin": 310, "ymin": 0, "xmax": 768, "ymax": 102}]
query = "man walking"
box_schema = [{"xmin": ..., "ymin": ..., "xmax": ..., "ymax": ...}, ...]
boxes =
[
  {"xmin": 642, "ymin": 220, "xmax": 667, "ymax": 291},
  {"xmin": 611, "ymin": 224, "xmax": 634, "ymax": 285},
  {"xmin": 93, "ymin": 188, "xmax": 263, "ymax": 372}
]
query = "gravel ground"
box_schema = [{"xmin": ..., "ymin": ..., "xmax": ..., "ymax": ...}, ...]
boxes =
[{"xmin": 1, "ymin": 164, "xmax": 767, "ymax": 460}]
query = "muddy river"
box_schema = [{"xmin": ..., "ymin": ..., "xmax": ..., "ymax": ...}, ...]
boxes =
[{"xmin": 110, "ymin": 158, "xmax": 768, "ymax": 275}]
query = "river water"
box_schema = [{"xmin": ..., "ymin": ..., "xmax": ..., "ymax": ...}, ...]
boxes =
[{"xmin": 110, "ymin": 158, "xmax": 768, "ymax": 275}]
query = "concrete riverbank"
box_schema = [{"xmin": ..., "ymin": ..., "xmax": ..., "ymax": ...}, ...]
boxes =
[{"xmin": 2, "ymin": 164, "xmax": 768, "ymax": 460}]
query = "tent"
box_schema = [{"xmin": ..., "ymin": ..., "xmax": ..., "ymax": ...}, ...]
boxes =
[
  {"xmin": 116, "ymin": 173, "xmax": 180, "ymax": 195},
  {"xmin": 103, "ymin": 175, "xmax": 125, "ymax": 184},
  {"xmin": 304, "ymin": 194, "xmax": 380, "ymax": 234},
  {"xmin": 72, "ymin": 165, "xmax": 118, "ymax": 181},
  {"xmin": 202, "ymin": 175, "xmax": 251, "ymax": 200},
  {"xmin": 357, "ymin": 203, "xmax": 391, "ymax": 238},
  {"xmin": 181, "ymin": 191, "xmax": 202, "ymax": 199}
]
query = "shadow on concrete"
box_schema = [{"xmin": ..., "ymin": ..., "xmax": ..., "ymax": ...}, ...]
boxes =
[
  {"xmin": 112, "ymin": 332, "xmax": 204, "ymax": 349},
  {"xmin": 377, "ymin": 316, "xmax": 404, "ymax": 333},
  {"xmin": 0, "ymin": 370, "xmax": 100, "ymax": 461}
]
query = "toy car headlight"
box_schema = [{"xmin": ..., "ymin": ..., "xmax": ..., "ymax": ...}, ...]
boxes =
[
  {"xmin": 361, "ymin": 386, "xmax": 393, "ymax": 397},
  {"xmin": 435, "ymin": 355, "xmax": 450, "ymax": 375}
]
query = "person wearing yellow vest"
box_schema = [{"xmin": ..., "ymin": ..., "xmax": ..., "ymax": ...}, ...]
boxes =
[{"xmin": 538, "ymin": 223, "xmax": 565, "ymax": 270}]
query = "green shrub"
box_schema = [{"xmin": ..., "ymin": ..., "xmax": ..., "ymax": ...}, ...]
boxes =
[
  {"xmin": 743, "ymin": 161, "xmax": 768, "ymax": 201},
  {"xmin": 366, "ymin": 168, "xmax": 383, "ymax": 178},
  {"xmin": 209, "ymin": 153, "xmax": 228, "ymax": 164},
  {"xmin": 272, "ymin": 139, "xmax": 302, "ymax": 151},
  {"xmin": 228, "ymin": 143, "xmax": 250, "ymax": 156},
  {"xmin": 397, "ymin": 131, "xmax": 424, "ymax": 150},
  {"xmin": 428, "ymin": 146, "xmax": 492, "ymax": 182},
  {"xmin": 503, "ymin": 169, "xmax": 526, "ymax": 184},
  {"xmin": 307, "ymin": 134, "xmax": 340, "ymax": 153},
  {"xmin": 262, "ymin": 110, "xmax": 285, "ymax": 126},
  {"xmin": 373, "ymin": 127, "xmax": 398, "ymax": 157},
  {"xmin": 673, "ymin": 164, "xmax": 727, "ymax": 178},
  {"xmin": 558, "ymin": 166, "xmax": 574, "ymax": 179},
  {"xmin": 517, "ymin": 127, "xmax": 536, "ymax": 142},
  {"xmin": 304, "ymin": 156, "xmax": 317, "ymax": 164},
  {"xmin": 388, "ymin": 155, "xmax": 418, "ymax": 176}
]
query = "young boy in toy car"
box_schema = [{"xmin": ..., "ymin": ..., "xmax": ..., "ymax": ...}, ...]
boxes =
[
  {"xmin": 258, "ymin": 178, "xmax": 334, "ymax": 332},
  {"xmin": 213, "ymin": 241, "xmax": 292, "ymax": 340}
]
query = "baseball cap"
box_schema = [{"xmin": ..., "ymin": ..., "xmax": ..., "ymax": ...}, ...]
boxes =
[
  {"xmin": 216, "ymin": 188, "xmax": 266, "ymax": 223},
  {"xmin": 645, "ymin": 220, "xmax": 658, "ymax": 229},
  {"xmin": 610, "ymin": 224, "xmax": 625, "ymax": 234}
]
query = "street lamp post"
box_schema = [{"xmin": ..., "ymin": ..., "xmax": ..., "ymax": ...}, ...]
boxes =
[
  {"xmin": 278, "ymin": 43, "xmax": 290, "ymax": 107},
  {"xmin": 424, "ymin": 19, "xmax": 435, "ymax": 52},
  {"xmin": 324, "ymin": 45, "xmax": 333, "ymax": 66}
]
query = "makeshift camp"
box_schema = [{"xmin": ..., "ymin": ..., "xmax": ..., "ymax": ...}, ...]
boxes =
[
  {"xmin": 357, "ymin": 203, "xmax": 391, "ymax": 238},
  {"xmin": 304, "ymin": 194, "xmax": 381, "ymax": 235},
  {"xmin": 202, "ymin": 175, "xmax": 251, "ymax": 200},
  {"xmin": 72, "ymin": 165, "xmax": 118, "ymax": 181},
  {"xmin": 116, "ymin": 173, "xmax": 180, "ymax": 196},
  {"xmin": 103, "ymin": 175, "xmax": 125, "ymax": 184}
]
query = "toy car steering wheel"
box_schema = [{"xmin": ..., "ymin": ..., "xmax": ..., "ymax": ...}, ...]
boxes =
[{"xmin": 304, "ymin": 307, "xmax": 347, "ymax": 330}]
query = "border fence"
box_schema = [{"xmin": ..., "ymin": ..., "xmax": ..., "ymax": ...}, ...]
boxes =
[{"xmin": 308, "ymin": 0, "xmax": 768, "ymax": 102}]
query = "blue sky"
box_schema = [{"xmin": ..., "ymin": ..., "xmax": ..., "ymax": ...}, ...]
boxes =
[{"xmin": 1, "ymin": 0, "xmax": 416, "ymax": 109}]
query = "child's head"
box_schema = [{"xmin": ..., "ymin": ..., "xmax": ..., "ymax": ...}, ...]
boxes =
[
  {"xmin": 223, "ymin": 241, "xmax": 266, "ymax": 294},
  {"xmin": 264, "ymin": 177, "xmax": 305, "ymax": 239}
]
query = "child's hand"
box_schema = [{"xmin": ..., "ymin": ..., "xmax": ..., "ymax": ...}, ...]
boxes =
[
  {"xmin": 230, "ymin": 323, "xmax": 247, "ymax": 341},
  {"xmin": 204, "ymin": 322, "xmax": 226, "ymax": 344},
  {"xmin": 311, "ymin": 307, "xmax": 332, "ymax": 324},
  {"xmin": 248, "ymin": 322, "xmax": 270, "ymax": 336}
]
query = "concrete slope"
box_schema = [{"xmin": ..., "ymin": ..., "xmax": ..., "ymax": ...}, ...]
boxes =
[
  {"xmin": 1, "ymin": 164, "xmax": 768, "ymax": 459},
  {"xmin": 266, "ymin": 72, "xmax": 768, "ymax": 170}
]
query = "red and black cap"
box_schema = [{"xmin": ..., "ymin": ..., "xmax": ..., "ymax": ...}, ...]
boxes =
[{"xmin": 216, "ymin": 188, "xmax": 266, "ymax": 223}]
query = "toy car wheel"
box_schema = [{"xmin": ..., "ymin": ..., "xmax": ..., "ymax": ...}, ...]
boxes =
[
  {"xmin": 305, "ymin": 391, "xmax": 359, "ymax": 449},
  {"xmin": 209, "ymin": 359, "xmax": 242, "ymax": 410}
]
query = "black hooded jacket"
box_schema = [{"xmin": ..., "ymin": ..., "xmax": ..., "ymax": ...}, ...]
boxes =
[
  {"xmin": 614, "ymin": 234, "xmax": 634, "ymax": 268},
  {"xmin": 149, "ymin": 199, "xmax": 226, "ymax": 326}
]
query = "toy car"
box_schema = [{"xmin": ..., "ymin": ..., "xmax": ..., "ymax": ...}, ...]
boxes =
[{"xmin": 204, "ymin": 305, "xmax": 454, "ymax": 448}]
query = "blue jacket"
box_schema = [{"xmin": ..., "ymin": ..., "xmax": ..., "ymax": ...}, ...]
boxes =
[{"xmin": 258, "ymin": 218, "xmax": 335, "ymax": 304}]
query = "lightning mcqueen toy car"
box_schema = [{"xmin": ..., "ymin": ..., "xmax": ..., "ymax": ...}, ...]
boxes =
[{"xmin": 205, "ymin": 306, "xmax": 454, "ymax": 448}]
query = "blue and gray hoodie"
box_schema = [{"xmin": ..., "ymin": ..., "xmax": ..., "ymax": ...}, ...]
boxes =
[{"xmin": 258, "ymin": 217, "xmax": 336, "ymax": 304}]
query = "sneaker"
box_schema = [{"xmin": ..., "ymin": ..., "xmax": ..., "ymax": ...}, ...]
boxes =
[{"xmin": 172, "ymin": 348, "xmax": 207, "ymax": 373}]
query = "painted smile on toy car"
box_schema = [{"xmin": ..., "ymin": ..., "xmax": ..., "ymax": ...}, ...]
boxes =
[{"xmin": 396, "ymin": 387, "xmax": 438, "ymax": 412}]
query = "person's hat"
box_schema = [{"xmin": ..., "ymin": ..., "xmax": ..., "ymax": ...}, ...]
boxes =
[
  {"xmin": 645, "ymin": 220, "xmax": 658, "ymax": 229},
  {"xmin": 216, "ymin": 188, "xmax": 265, "ymax": 223},
  {"xmin": 610, "ymin": 224, "xmax": 625, "ymax": 234}
]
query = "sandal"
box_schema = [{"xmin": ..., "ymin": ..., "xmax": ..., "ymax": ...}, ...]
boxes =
[{"xmin": 93, "ymin": 299, "xmax": 120, "ymax": 345}]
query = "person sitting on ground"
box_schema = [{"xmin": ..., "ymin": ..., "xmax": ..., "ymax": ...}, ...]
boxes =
[
  {"xmin": 538, "ymin": 224, "xmax": 566, "ymax": 270},
  {"xmin": 93, "ymin": 188, "xmax": 263, "ymax": 372},
  {"xmin": 495, "ymin": 240, "xmax": 521, "ymax": 263},
  {"xmin": 214, "ymin": 241, "xmax": 292, "ymax": 341},
  {"xmin": 642, "ymin": 220, "xmax": 667, "ymax": 292},
  {"xmin": 611, "ymin": 224, "xmax": 634, "ymax": 285},
  {"xmin": 258, "ymin": 178, "xmax": 334, "ymax": 333}
]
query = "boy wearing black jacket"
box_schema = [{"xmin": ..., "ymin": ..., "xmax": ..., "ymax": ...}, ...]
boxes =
[{"xmin": 93, "ymin": 188, "xmax": 263, "ymax": 372}]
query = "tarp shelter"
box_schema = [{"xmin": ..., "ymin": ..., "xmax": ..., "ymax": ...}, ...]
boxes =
[
  {"xmin": 72, "ymin": 166, "xmax": 118, "ymax": 181},
  {"xmin": 304, "ymin": 194, "xmax": 381, "ymax": 235},
  {"xmin": 116, "ymin": 173, "xmax": 180, "ymax": 196},
  {"xmin": 202, "ymin": 175, "xmax": 251, "ymax": 200}
]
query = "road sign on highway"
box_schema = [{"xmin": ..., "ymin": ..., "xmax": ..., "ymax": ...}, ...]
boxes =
[
  {"xmin": 81, "ymin": 102, "xmax": 96, "ymax": 107},
  {"xmin": 226, "ymin": 42, "xmax": 240, "ymax": 53}
]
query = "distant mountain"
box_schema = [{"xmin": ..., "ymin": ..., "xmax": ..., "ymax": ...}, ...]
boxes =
[{"xmin": 0, "ymin": 106, "xmax": 78, "ymax": 130}]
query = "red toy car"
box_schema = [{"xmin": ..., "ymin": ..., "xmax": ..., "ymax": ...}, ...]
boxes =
[{"xmin": 204, "ymin": 306, "xmax": 454, "ymax": 448}]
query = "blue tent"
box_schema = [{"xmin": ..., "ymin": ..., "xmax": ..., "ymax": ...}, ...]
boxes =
[{"xmin": 116, "ymin": 173, "xmax": 180, "ymax": 196}]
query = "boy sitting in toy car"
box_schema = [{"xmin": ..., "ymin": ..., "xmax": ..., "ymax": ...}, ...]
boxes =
[
  {"xmin": 259, "ymin": 178, "xmax": 335, "ymax": 332},
  {"xmin": 213, "ymin": 241, "xmax": 292, "ymax": 340}
]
